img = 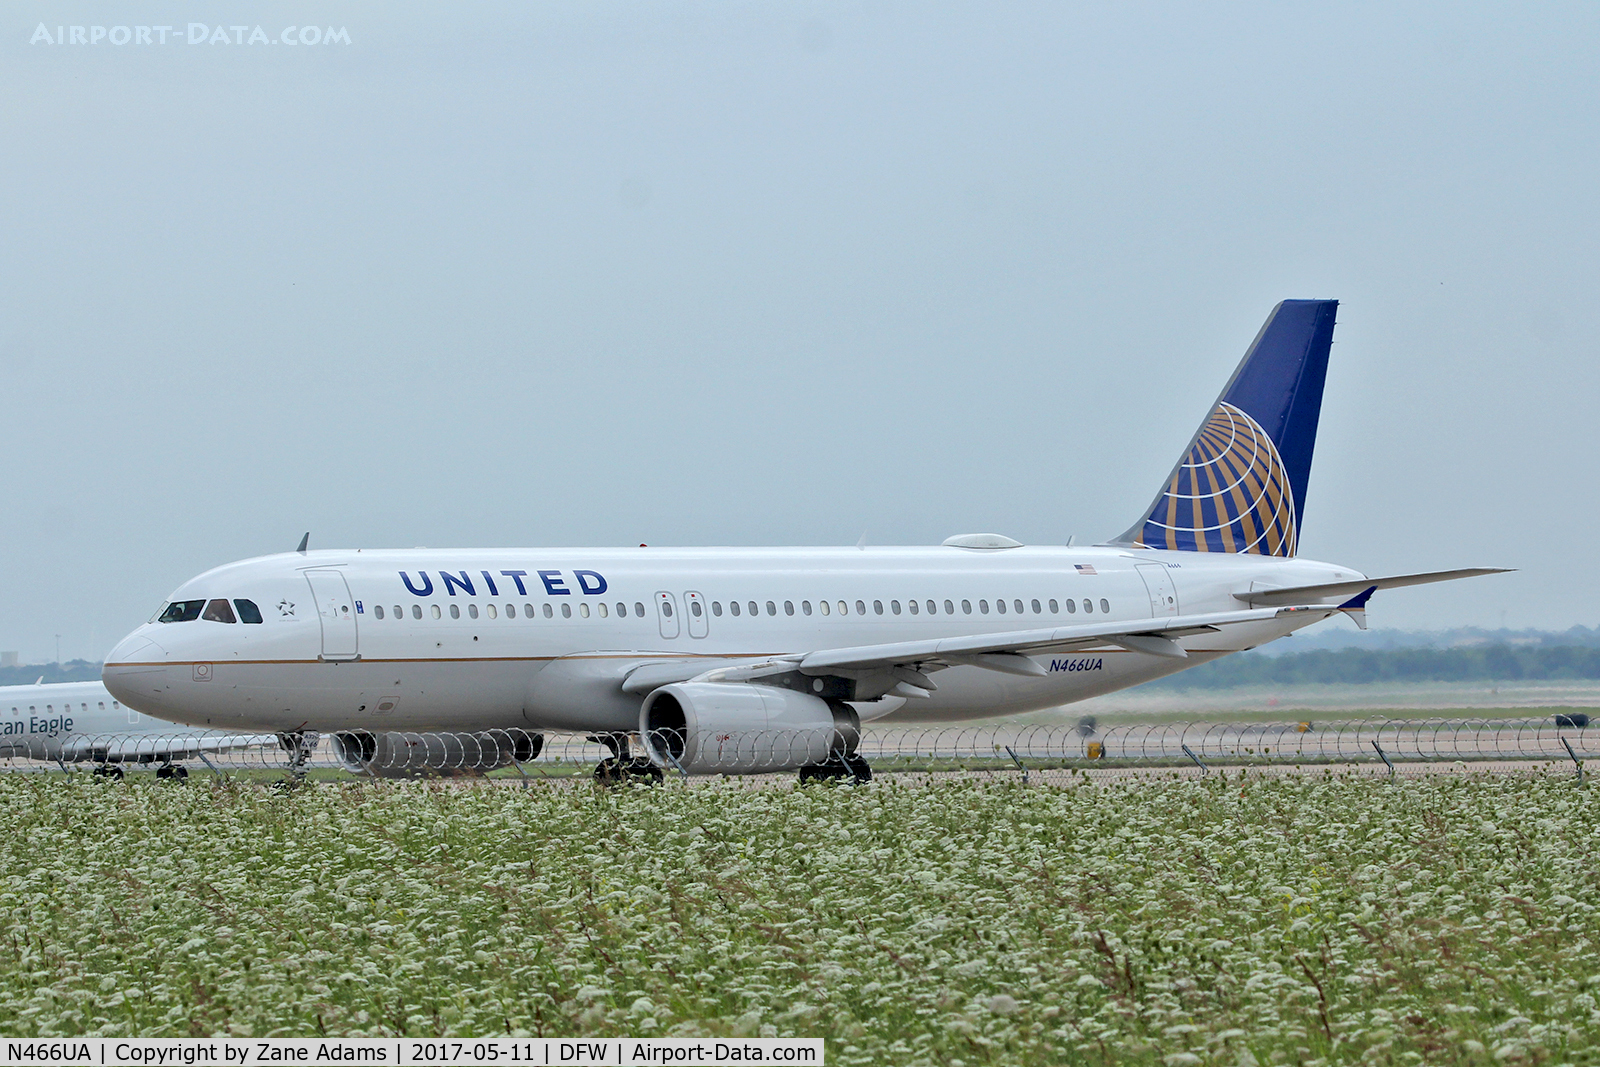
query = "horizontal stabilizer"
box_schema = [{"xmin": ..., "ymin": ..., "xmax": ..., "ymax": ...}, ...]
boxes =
[{"xmin": 1234, "ymin": 567, "xmax": 1511, "ymax": 606}]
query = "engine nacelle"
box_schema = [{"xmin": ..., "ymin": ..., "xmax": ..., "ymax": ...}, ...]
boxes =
[
  {"xmin": 330, "ymin": 729, "xmax": 542, "ymax": 778},
  {"xmin": 639, "ymin": 683, "xmax": 859, "ymax": 775}
]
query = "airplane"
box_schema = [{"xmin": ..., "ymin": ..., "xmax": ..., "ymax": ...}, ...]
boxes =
[
  {"xmin": 103, "ymin": 300, "xmax": 1508, "ymax": 783},
  {"xmin": 0, "ymin": 678, "xmax": 277, "ymax": 779}
]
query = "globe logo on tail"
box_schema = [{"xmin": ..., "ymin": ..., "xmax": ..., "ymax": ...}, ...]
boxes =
[{"xmin": 1136, "ymin": 402, "xmax": 1298, "ymax": 556}]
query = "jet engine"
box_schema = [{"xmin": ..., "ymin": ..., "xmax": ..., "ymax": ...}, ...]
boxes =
[
  {"xmin": 330, "ymin": 729, "xmax": 542, "ymax": 778},
  {"xmin": 639, "ymin": 682, "xmax": 859, "ymax": 775}
]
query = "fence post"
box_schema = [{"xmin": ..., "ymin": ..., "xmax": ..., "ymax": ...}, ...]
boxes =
[
  {"xmin": 1181, "ymin": 743, "xmax": 1208, "ymax": 775},
  {"xmin": 1560, "ymin": 737, "xmax": 1584, "ymax": 784},
  {"xmin": 1371, "ymin": 740, "xmax": 1395, "ymax": 778},
  {"xmin": 1002, "ymin": 745, "xmax": 1029, "ymax": 785},
  {"xmin": 196, "ymin": 751, "xmax": 225, "ymax": 782}
]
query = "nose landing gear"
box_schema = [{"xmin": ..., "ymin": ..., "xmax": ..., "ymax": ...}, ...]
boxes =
[{"xmin": 276, "ymin": 730, "xmax": 320, "ymax": 788}]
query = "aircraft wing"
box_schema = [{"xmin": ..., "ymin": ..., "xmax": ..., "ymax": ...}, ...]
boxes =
[
  {"xmin": 685, "ymin": 605, "xmax": 1334, "ymax": 689},
  {"xmin": 1233, "ymin": 568, "xmax": 1511, "ymax": 606}
]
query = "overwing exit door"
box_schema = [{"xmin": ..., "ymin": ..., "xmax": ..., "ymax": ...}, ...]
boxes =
[
  {"xmin": 655, "ymin": 592, "xmax": 681, "ymax": 639},
  {"xmin": 305, "ymin": 569, "xmax": 359, "ymax": 660}
]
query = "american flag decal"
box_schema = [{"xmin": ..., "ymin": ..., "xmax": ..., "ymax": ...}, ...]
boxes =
[{"xmin": 1075, "ymin": 564, "xmax": 1097, "ymax": 575}]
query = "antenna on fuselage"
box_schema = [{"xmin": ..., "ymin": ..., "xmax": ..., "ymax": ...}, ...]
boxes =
[{"xmin": 296, "ymin": 532, "xmax": 309, "ymax": 554}]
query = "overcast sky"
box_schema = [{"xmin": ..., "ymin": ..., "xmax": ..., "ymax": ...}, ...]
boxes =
[{"xmin": 2, "ymin": 3, "xmax": 1596, "ymax": 661}]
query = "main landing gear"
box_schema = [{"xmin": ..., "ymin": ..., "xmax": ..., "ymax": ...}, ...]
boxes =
[
  {"xmin": 798, "ymin": 753, "xmax": 872, "ymax": 785},
  {"xmin": 91, "ymin": 764, "xmax": 125, "ymax": 781},
  {"xmin": 155, "ymin": 763, "xmax": 189, "ymax": 781},
  {"xmin": 589, "ymin": 733, "xmax": 664, "ymax": 786}
]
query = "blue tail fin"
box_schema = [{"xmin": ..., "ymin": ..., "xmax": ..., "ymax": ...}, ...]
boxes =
[{"xmin": 1117, "ymin": 299, "xmax": 1338, "ymax": 556}]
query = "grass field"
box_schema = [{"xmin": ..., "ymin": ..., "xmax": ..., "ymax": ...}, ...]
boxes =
[{"xmin": 1, "ymin": 774, "xmax": 1596, "ymax": 1065}]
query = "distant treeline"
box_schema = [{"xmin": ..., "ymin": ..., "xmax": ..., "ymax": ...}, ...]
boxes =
[
  {"xmin": 0, "ymin": 661, "xmax": 103, "ymax": 687},
  {"xmin": 1140, "ymin": 644, "xmax": 1600, "ymax": 690}
]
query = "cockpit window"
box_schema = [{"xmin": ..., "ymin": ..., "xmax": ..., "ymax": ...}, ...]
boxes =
[
  {"xmin": 157, "ymin": 600, "xmax": 205, "ymax": 623},
  {"xmin": 202, "ymin": 599, "xmax": 237, "ymax": 624},
  {"xmin": 234, "ymin": 599, "xmax": 264, "ymax": 624}
]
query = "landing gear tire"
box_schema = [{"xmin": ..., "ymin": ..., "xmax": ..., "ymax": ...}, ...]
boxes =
[
  {"xmin": 799, "ymin": 754, "xmax": 871, "ymax": 785},
  {"xmin": 92, "ymin": 765, "xmax": 125, "ymax": 780},
  {"xmin": 594, "ymin": 755, "xmax": 664, "ymax": 786},
  {"xmin": 156, "ymin": 764, "xmax": 189, "ymax": 781}
]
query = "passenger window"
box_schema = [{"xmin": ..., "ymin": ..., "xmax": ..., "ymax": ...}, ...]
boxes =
[
  {"xmin": 943, "ymin": 600, "xmax": 954, "ymax": 615},
  {"xmin": 1083, "ymin": 599, "xmax": 1093, "ymax": 613},
  {"xmin": 803, "ymin": 601, "xmax": 813, "ymax": 615},
  {"xmin": 633, "ymin": 602, "xmax": 645, "ymax": 617},
  {"xmin": 1065, "ymin": 599, "xmax": 1076, "ymax": 614},
  {"xmin": 731, "ymin": 601, "xmax": 741, "ymax": 616},
  {"xmin": 374, "ymin": 605, "xmax": 385, "ymax": 620},
  {"xmin": 873, "ymin": 600, "xmax": 883, "ymax": 615},
  {"xmin": 412, "ymin": 605, "xmax": 423, "ymax": 619},
  {"xmin": 158, "ymin": 600, "xmax": 206, "ymax": 623},
  {"xmin": 1016, "ymin": 600, "xmax": 1025, "ymax": 615},
  {"xmin": 890, "ymin": 600, "xmax": 900, "ymax": 615},
  {"xmin": 450, "ymin": 605, "xmax": 461, "ymax": 619},
  {"xmin": 235, "ymin": 599, "xmax": 264, "ymax": 624},
  {"xmin": 470, "ymin": 604, "xmax": 481, "ymax": 619},
  {"xmin": 1031, "ymin": 599, "xmax": 1041, "ymax": 614},
  {"xmin": 562, "ymin": 603, "xmax": 573, "ymax": 618},
  {"xmin": 579, "ymin": 603, "xmax": 589, "ymax": 618},
  {"xmin": 1049, "ymin": 599, "xmax": 1058, "ymax": 613},
  {"xmin": 432, "ymin": 605, "xmax": 442, "ymax": 619},
  {"xmin": 691, "ymin": 601, "xmax": 702, "ymax": 618},
  {"xmin": 962, "ymin": 599, "xmax": 972, "ymax": 614},
  {"xmin": 766, "ymin": 601, "xmax": 776, "ymax": 616},
  {"xmin": 784, "ymin": 601, "xmax": 794, "ymax": 616},
  {"xmin": 544, "ymin": 604, "xmax": 554, "ymax": 618},
  {"xmin": 996, "ymin": 599, "xmax": 1006, "ymax": 614},
  {"xmin": 1100, "ymin": 598, "xmax": 1110, "ymax": 614},
  {"xmin": 525, "ymin": 604, "xmax": 536, "ymax": 618},
  {"xmin": 979, "ymin": 600, "xmax": 989, "ymax": 614},
  {"xmin": 712, "ymin": 602, "xmax": 722, "ymax": 617},
  {"xmin": 819, "ymin": 600, "xmax": 829, "ymax": 616},
  {"xmin": 749, "ymin": 601, "xmax": 759, "ymax": 617},
  {"xmin": 855, "ymin": 600, "xmax": 866, "ymax": 615},
  {"xmin": 617, "ymin": 603, "xmax": 627, "ymax": 617},
  {"xmin": 926, "ymin": 600, "xmax": 936, "ymax": 615},
  {"xmin": 838, "ymin": 601, "xmax": 848, "ymax": 616},
  {"xmin": 908, "ymin": 599, "xmax": 918, "ymax": 615},
  {"xmin": 598, "ymin": 602, "xmax": 608, "ymax": 618}
]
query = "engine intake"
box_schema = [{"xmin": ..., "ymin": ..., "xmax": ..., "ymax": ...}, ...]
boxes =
[
  {"xmin": 330, "ymin": 729, "xmax": 542, "ymax": 778},
  {"xmin": 639, "ymin": 682, "xmax": 859, "ymax": 775}
]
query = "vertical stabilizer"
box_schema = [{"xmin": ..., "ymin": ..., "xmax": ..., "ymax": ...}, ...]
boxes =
[{"xmin": 1116, "ymin": 299, "xmax": 1337, "ymax": 556}]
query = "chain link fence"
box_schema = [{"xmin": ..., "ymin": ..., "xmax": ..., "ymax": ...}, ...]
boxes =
[{"xmin": 1, "ymin": 715, "xmax": 1592, "ymax": 781}]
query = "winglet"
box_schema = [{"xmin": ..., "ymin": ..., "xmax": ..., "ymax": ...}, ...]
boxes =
[
  {"xmin": 296, "ymin": 532, "xmax": 309, "ymax": 555},
  {"xmin": 1337, "ymin": 585, "xmax": 1377, "ymax": 631}
]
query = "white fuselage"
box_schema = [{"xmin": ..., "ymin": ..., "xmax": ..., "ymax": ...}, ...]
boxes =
[
  {"xmin": 101, "ymin": 544, "xmax": 1362, "ymax": 734},
  {"xmin": 0, "ymin": 680, "xmax": 226, "ymax": 762}
]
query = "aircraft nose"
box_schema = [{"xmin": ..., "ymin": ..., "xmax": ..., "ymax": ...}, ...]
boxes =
[{"xmin": 102, "ymin": 631, "xmax": 171, "ymax": 713}]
